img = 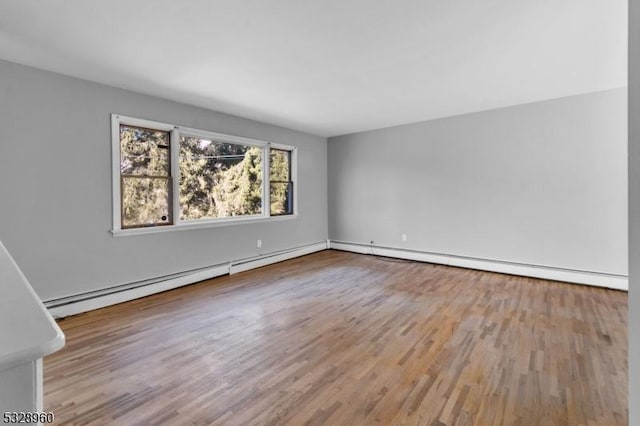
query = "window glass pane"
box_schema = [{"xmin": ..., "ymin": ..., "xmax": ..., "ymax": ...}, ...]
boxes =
[
  {"xmin": 270, "ymin": 182, "xmax": 293, "ymax": 215},
  {"xmin": 270, "ymin": 149, "xmax": 290, "ymax": 182},
  {"xmin": 179, "ymin": 136, "xmax": 263, "ymax": 220},
  {"xmin": 270, "ymin": 149, "xmax": 292, "ymax": 215},
  {"xmin": 121, "ymin": 177, "xmax": 171, "ymax": 227},
  {"xmin": 120, "ymin": 125, "xmax": 170, "ymax": 176}
]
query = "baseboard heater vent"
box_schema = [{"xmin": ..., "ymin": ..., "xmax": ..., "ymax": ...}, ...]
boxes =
[
  {"xmin": 229, "ymin": 242, "xmax": 328, "ymax": 274},
  {"xmin": 44, "ymin": 241, "xmax": 328, "ymax": 318},
  {"xmin": 329, "ymin": 240, "xmax": 628, "ymax": 291},
  {"xmin": 44, "ymin": 263, "xmax": 230, "ymax": 318}
]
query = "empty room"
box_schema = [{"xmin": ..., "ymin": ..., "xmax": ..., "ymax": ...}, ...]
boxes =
[{"xmin": 1, "ymin": 1, "xmax": 638, "ymax": 425}]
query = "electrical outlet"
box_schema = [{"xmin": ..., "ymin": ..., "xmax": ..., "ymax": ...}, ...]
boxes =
[
  {"xmin": 401, "ymin": 233, "xmax": 407, "ymax": 242},
  {"xmin": 257, "ymin": 239, "xmax": 262, "ymax": 248}
]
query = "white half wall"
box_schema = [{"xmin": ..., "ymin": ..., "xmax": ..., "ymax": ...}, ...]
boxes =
[
  {"xmin": 0, "ymin": 59, "xmax": 328, "ymax": 301},
  {"xmin": 0, "ymin": 360, "xmax": 41, "ymax": 413},
  {"xmin": 328, "ymin": 89, "xmax": 628, "ymax": 277}
]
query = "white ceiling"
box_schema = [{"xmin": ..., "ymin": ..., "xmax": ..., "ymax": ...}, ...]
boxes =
[{"xmin": 0, "ymin": 0, "xmax": 627, "ymax": 137}]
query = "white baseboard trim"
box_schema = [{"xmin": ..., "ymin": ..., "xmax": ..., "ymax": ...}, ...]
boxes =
[
  {"xmin": 46, "ymin": 264, "xmax": 230, "ymax": 318},
  {"xmin": 329, "ymin": 241, "xmax": 628, "ymax": 291},
  {"xmin": 46, "ymin": 241, "xmax": 328, "ymax": 318},
  {"xmin": 229, "ymin": 242, "xmax": 328, "ymax": 274}
]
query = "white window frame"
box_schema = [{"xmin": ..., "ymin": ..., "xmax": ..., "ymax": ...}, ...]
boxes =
[{"xmin": 111, "ymin": 114, "xmax": 297, "ymax": 236}]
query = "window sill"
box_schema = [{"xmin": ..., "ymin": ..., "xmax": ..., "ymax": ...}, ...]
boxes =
[{"xmin": 111, "ymin": 214, "xmax": 297, "ymax": 237}]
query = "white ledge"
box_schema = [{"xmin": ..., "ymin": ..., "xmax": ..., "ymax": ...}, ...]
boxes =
[
  {"xmin": 0, "ymin": 241, "xmax": 65, "ymax": 372},
  {"xmin": 111, "ymin": 214, "xmax": 297, "ymax": 237}
]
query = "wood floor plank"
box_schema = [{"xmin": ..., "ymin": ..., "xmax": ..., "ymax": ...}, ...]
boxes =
[{"xmin": 44, "ymin": 250, "xmax": 628, "ymax": 425}]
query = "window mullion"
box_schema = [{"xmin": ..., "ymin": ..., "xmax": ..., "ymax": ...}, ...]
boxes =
[
  {"xmin": 264, "ymin": 144, "xmax": 271, "ymax": 218},
  {"xmin": 171, "ymin": 128, "xmax": 181, "ymax": 225}
]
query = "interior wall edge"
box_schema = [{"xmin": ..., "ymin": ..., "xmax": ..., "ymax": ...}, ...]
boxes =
[{"xmin": 627, "ymin": 0, "xmax": 639, "ymax": 422}]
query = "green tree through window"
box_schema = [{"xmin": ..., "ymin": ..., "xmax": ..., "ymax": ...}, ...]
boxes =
[{"xmin": 179, "ymin": 136, "xmax": 263, "ymax": 220}]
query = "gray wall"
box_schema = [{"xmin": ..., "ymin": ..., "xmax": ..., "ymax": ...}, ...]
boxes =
[
  {"xmin": 328, "ymin": 88, "xmax": 627, "ymax": 275},
  {"xmin": 0, "ymin": 60, "xmax": 328, "ymax": 301},
  {"xmin": 629, "ymin": 0, "xmax": 638, "ymax": 422}
]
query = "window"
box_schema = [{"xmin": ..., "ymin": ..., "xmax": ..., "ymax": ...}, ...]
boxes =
[
  {"xmin": 112, "ymin": 115, "xmax": 296, "ymax": 233},
  {"xmin": 118, "ymin": 123, "xmax": 174, "ymax": 228},
  {"xmin": 179, "ymin": 135, "xmax": 264, "ymax": 220},
  {"xmin": 270, "ymin": 149, "xmax": 293, "ymax": 216}
]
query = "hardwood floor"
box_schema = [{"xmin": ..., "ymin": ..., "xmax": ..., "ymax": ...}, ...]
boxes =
[{"xmin": 44, "ymin": 250, "xmax": 628, "ymax": 425}]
